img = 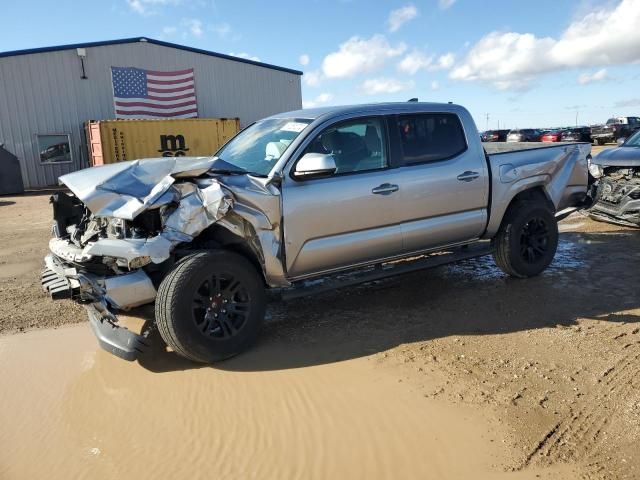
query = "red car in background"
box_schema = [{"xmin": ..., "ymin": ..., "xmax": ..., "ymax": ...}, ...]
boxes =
[{"xmin": 540, "ymin": 130, "xmax": 564, "ymax": 142}]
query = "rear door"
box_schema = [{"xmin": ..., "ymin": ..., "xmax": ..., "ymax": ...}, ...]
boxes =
[
  {"xmin": 389, "ymin": 112, "xmax": 489, "ymax": 253},
  {"xmin": 281, "ymin": 116, "xmax": 403, "ymax": 278}
]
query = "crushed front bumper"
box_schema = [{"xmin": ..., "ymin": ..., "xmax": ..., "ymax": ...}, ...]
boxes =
[
  {"xmin": 41, "ymin": 253, "xmax": 157, "ymax": 361},
  {"xmin": 589, "ymin": 179, "xmax": 640, "ymax": 227}
]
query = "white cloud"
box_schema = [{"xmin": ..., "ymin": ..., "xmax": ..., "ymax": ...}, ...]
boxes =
[
  {"xmin": 397, "ymin": 50, "xmax": 454, "ymax": 74},
  {"xmin": 181, "ymin": 18, "xmax": 203, "ymax": 37},
  {"xmin": 322, "ymin": 35, "xmax": 406, "ymax": 79},
  {"xmin": 450, "ymin": 0, "xmax": 640, "ymax": 90},
  {"xmin": 438, "ymin": 0, "xmax": 456, "ymax": 9},
  {"xmin": 303, "ymin": 92, "xmax": 334, "ymax": 108},
  {"xmin": 229, "ymin": 52, "xmax": 261, "ymax": 62},
  {"xmin": 299, "ymin": 54, "xmax": 310, "ymax": 66},
  {"xmin": 162, "ymin": 26, "xmax": 177, "ymax": 35},
  {"xmin": 304, "ymin": 70, "xmax": 324, "ymax": 87},
  {"xmin": 397, "ymin": 50, "xmax": 433, "ymax": 75},
  {"xmin": 388, "ymin": 5, "xmax": 418, "ymax": 33},
  {"xmin": 127, "ymin": 0, "xmax": 181, "ymax": 15},
  {"xmin": 435, "ymin": 52, "xmax": 455, "ymax": 69},
  {"xmin": 614, "ymin": 98, "xmax": 640, "ymax": 108},
  {"xmin": 361, "ymin": 78, "xmax": 415, "ymax": 95},
  {"xmin": 211, "ymin": 23, "xmax": 232, "ymax": 39},
  {"xmin": 578, "ymin": 68, "xmax": 609, "ymax": 84},
  {"xmin": 431, "ymin": 80, "xmax": 440, "ymax": 90}
]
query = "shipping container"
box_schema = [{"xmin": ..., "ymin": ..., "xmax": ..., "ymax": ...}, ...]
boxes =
[{"xmin": 85, "ymin": 118, "xmax": 240, "ymax": 166}]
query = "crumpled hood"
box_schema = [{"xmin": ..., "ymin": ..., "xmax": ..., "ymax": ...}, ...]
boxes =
[
  {"xmin": 59, "ymin": 156, "xmax": 218, "ymax": 219},
  {"xmin": 593, "ymin": 146, "xmax": 640, "ymax": 167}
]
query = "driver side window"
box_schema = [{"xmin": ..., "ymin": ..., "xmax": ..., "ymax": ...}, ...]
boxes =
[{"xmin": 303, "ymin": 118, "xmax": 387, "ymax": 175}]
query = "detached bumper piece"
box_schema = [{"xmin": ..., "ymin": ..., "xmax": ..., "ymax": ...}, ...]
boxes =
[
  {"xmin": 86, "ymin": 305, "xmax": 151, "ymax": 361},
  {"xmin": 41, "ymin": 252, "xmax": 158, "ymax": 361},
  {"xmin": 41, "ymin": 267, "xmax": 73, "ymax": 299}
]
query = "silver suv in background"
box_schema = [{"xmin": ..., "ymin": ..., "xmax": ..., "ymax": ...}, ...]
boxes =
[
  {"xmin": 42, "ymin": 102, "xmax": 591, "ymax": 363},
  {"xmin": 507, "ymin": 129, "xmax": 542, "ymax": 142}
]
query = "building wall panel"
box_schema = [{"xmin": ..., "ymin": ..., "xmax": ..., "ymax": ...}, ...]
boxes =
[{"xmin": 0, "ymin": 41, "xmax": 302, "ymax": 188}]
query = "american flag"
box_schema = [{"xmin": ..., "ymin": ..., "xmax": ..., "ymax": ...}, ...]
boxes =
[{"xmin": 111, "ymin": 67, "xmax": 198, "ymax": 119}]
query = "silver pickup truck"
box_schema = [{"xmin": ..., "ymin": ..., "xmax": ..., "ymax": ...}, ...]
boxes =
[{"xmin": 42, "ymin": 102, "xmax": 591, "ymax": 363}]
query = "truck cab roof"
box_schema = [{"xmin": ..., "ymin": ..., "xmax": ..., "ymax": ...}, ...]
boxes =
[{"xmin": 267, "ymin": 102, "xmax": 469, "ymax": 122}]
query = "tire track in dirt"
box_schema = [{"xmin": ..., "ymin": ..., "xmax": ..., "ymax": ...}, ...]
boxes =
[{"xmin": 520, "ymin": 348, "xmax": 640, "ymax": 475}]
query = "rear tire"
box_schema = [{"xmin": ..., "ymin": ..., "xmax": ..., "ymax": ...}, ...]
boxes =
[
  {"xmin": 155, "ymin": 250, "xmax": 266, "ymax": 363},
  {"xmin": 492, "ymin": 201, "xmax": 558, "ymax": 278}
]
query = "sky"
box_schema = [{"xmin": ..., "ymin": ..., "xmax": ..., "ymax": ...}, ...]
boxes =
[{"xmin": 2, "ymin": 0, "xmax": 640, "ymax": 130}]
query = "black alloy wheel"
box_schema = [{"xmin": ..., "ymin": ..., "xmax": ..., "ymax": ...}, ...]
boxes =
[
  {"xmin": 192, "ymin": 273, "xmax": 251, "ymax": 339},
  {"xmin": 155, "ymin": 250, "xmax": 266, "ymax": 363},
  {"xmin": 519, "ymin": 217, "xmax": 550, "ymax": 264}
]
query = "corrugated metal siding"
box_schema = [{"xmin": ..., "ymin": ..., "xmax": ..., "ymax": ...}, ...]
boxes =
[{"xmin": 0, "ymin": 42, "xmax": 302, "ymax": 188}]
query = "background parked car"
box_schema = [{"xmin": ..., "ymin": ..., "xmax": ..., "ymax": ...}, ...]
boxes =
[
  {"xmin": 541, "ymin": 130, "xmax": 564, "ymax": 142},
  {"xmin": 481, "ymin": 129, "xmax": 510, "ymax": 142},
  {"xmin": 591, "ymin": 117, "xmax": 640, "ymax": 145},
  {"xmin": 506, "ymin": 129, "xmax": 541, "ymax": 142},
  {"xmin": 561, "ymin": 127, "xmax": 592, "ymax": 143}
]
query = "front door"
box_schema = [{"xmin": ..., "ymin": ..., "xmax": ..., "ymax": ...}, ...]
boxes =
[{"xmin": 281, "ymin": 116, "xmax": 403, "ymax": 279}]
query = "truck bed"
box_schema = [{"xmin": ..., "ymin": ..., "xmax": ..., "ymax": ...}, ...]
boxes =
[
  {"xmin": 483, "ymin": 141, "xmax": 590, "ymax": 154},
  {"xmin": 481, "ymin": 141, "xmax": 591, "ymax": 238}
]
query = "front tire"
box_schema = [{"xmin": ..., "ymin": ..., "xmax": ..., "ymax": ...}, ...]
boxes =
[
  {"xmin": 492, "ymin": 201, "xmax": 558, "ymax": 278},
  {"xmin": 155, "ymin": 250, "xmax": 266, "ymax": 363}
]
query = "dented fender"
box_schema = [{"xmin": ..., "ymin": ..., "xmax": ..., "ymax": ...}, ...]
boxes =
[{"xmin": 57, "ymin": 156, "xmax": 289, "ymax": 288}]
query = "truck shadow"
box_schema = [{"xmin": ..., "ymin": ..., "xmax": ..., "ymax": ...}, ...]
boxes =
[{"xmin": 138, "ymin": 230, "xmax": 640, "ymax": 373}]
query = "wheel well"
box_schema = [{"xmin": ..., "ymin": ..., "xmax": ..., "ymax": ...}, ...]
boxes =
[
  {"xmin": 509, "ymin": 187, "xmax": 555, "ymax": 213},
  {"xmin": 191, "ymin": 224, "xmax": 266, "ymax": 284}
]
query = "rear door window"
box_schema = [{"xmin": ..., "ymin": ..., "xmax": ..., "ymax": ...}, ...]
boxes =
[{"xmin": 395, "ymin": 113, "xmax": 467, "ymax": 165}]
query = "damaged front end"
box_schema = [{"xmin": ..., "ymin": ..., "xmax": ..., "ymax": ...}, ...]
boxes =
[
  {"xmin": 42, "ymin": 156, "xmax": 281, "ymax": 360},
  {"xmin": 589, "ymin": 166, "xmax": 640, "ymax": 227}
]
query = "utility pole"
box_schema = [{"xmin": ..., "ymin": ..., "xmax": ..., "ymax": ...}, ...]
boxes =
[
  {"xmin": 575, "ymin": 111, "xmax": 579, "ymax": 126},
  {"xmin": 485, "ymin": 113, "xmax": 490, "ymax": 131}
]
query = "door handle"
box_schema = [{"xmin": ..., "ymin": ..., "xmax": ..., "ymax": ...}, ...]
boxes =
[
  {"xmin": 371, "ymin": 183, "xmax": 399, "ymax": 195},
  {"xmin": 457, "ymin": 171, "xmax": 480, "ymax": 182}
]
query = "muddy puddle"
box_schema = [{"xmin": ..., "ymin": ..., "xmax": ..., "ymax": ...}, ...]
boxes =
[{"xmin": 0, "ymin": 325, "xmax": 579, "ymax": 480}]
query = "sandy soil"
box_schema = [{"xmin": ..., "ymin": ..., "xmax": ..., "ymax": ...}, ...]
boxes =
[
  {"xmin": 0, "ymin": 192, "xmax": 84, "ymax": 333},
  {"xmin": 1, "ymin": 165, "xmax": 639, "ymax": 479},
  {"xmin": 0, "ymin": 324, "xmax": 578, "ymax": 480}
]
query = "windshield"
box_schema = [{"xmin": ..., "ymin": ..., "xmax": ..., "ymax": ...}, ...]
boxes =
[
  {"xmin": 622, "ymin": 130, "xmax": 640, "ymax": 147},
  {"xmin": 214, "ymin": 118, "xmax": 312, "ymax": 176}
]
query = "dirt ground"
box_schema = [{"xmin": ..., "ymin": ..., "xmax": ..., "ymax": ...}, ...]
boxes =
[
  {"xmin": 0, "ymin": 192, "xmax": 85, "ymax": 333},
  {"xmin": 1, "ymin": 157, "xmax": 639, "ymax": 478}
]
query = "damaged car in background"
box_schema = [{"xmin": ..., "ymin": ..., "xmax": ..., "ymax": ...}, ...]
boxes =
[
  {"xmin": 43, "ymin": 102, "xmax": 591, "ymax": 364},
  {"xmin": 588, "ymin": 130, "xmax": 640, "ymax": 227}
]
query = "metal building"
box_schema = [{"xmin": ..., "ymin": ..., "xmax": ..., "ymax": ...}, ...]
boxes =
[{"xmin": 0, "ymin": 37, "xmax": 303, "ymax": 189}]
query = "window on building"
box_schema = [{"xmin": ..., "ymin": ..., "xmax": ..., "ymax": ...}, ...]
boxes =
[
  {"xmin": 37, "ymin": 134, "xmax": 72, "ymax": 164},
  {"xmin": 396, "ymin": 113, "xmax": 467, "ymax": 164}
]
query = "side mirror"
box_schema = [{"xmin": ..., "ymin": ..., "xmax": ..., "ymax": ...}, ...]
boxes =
[
  {"xmin": 617, "ymin": 137, "xmax": 626, "ymax": 146},
  {"xmin": 293, "ymin": 153, "xmax": 337, "ymax": 179}
]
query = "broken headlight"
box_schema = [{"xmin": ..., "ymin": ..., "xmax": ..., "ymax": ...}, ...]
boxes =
[{"xmin": 588, "ymin": 161, "xmax": 604, "ymax": 179}]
